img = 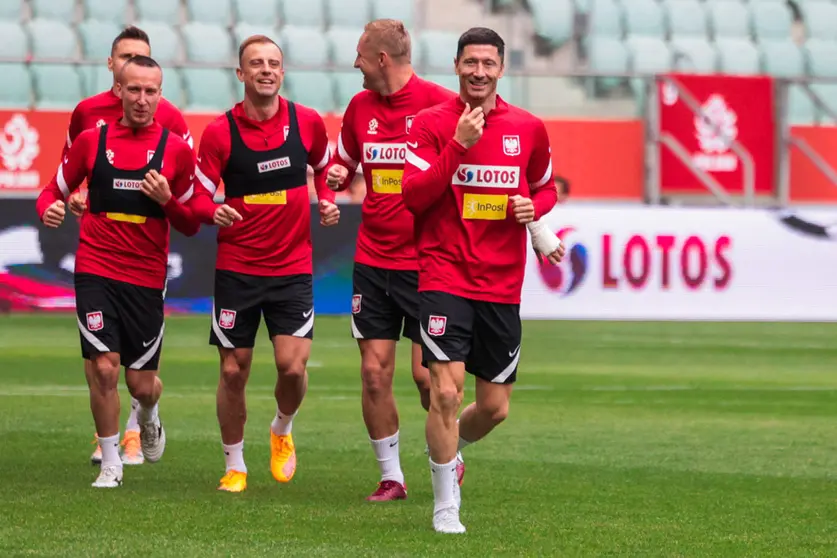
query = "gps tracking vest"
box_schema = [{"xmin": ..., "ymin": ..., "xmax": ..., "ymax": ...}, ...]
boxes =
[
  {"xmin": 221, "ymin": 101, "xmax": 310, "ymax": 198},
  {"xmin": 88, "ymin": 125, "xmax": 168, "ymax": 220}
]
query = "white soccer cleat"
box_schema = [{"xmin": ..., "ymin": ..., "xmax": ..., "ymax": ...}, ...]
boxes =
[
  {"xmin": 92, "ymin": 466, "xmax": 123, "ymax": 488},
  {"xmin": 140, "ymin": 418, "xmax": 166, "ymax": 463},
  {"xmin": 433, "ymin": 506, "xmax": 466, "ymax": 534}
]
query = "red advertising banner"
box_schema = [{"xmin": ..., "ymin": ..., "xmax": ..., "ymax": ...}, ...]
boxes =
[{"xmin": 658, "ymin": 73, "xmax": 775, "ymax": 196}]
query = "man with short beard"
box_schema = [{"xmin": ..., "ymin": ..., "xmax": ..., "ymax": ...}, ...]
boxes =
[{"xmin": 189, "ymin": 35, "xmax": 339, "ymax": 493}]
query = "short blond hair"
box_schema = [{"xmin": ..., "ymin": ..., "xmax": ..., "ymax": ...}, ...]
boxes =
[
  {"xmin": 363, "ymin": 19, "xmax": 411, "ymax": 62},
  {"xmin": 238, "ymin": 35, "xmax": 283, "ymax": 66}
]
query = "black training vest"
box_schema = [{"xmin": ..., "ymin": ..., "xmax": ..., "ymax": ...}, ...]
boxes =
[
  {"xmin": 221, "ymin": 102, "xmax": 310, "ymax": 198},
  {"xmin": 88, "ymin": 124, "xmax": 168, "ymax": 220}
]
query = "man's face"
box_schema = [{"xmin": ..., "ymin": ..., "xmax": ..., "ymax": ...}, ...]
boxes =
[
  {"xmin": 237, "ymin": 42, "xmax": 284, "ymax": 100},
  {"xmin": 109, "ymin": 39, "xmax": 151, "ymax": 79},
  {"xmin": 116, "ymin": 64, "xmax": 162, "ymax": 127},
  {"xmin": 455, "ymin": 44, "xmax": 504, "ymax": 102},
  {"xmin": 354, "ymin": 33, "xmax": 384, "ymax": 93}
]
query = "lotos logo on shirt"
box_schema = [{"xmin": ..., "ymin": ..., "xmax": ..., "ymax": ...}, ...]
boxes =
[
  {"xmin": 363, "ymin": 143, "xmax": 406, "ymax": 164},
  {"xmin": 257, "ymin": 156, "xmax": 291, "ymax": 173},
  {"xmin": 370, "ymin": 169, "xmax": 403, "ymax": 194},
  {"xmin": 452, "ymin": 165, "xmax": 520, "ymax": 189},
  {"xmin": 462, "ymin": 193, "xmax": 508, "ymax": 220},
  {"xmin": 113, "ymin": 178, "xmax": 142, "ymax": 190}
]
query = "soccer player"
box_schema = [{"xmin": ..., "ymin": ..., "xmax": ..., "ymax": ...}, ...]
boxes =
[
  {"xmin": 63, "ymin": 25, "xmax": 193, "ymax": 467},
  {"xmin": 188, "ymin": 35, "xmax": 339, "ymax": 493},
  {"xmin": 324, "ymin": 19, "xmax": 462, "ymax": 502},
  {"xmin": 36, "ymin": 56, "xmax": 199, "ymax": 488},
  {"xmin": 401, "ymin": 28, "xmax": 565, "ymax": 533}
]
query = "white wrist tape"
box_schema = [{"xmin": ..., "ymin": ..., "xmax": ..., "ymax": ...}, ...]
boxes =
[{"xmin": 527, "ymin": 220, "xmax": 561, "ymax": 255}]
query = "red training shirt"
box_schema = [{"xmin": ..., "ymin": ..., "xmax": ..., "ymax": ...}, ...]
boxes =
[
  {"xmin": 329, "ymin": 74, "xmax": 455, "ymax": 271},
  {"xmin": 190, "ymin": 97, "xmax": 334, "ymax": 277},
  {"xmin": 36, "ymin": 121, "xmax": 198, "ymax": 290},
  {"xmin": 402, "ymin": 96, "xmax": 557, "ymax": 304},
  {"xmin": 62, "ymin": 89, "xmax": 193, "ymax": 160}
]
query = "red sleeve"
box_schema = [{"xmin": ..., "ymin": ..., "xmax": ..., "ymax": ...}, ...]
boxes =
[
  {"xmin": 402, "ymin": 111, "xmax": 467, "ymax": 215},
  {"xmin": 327, "ymin": 97, "xmax": 360, "ymax": 192},
  {"xmin": 37, "ymin": 131, "xmax": 92, "ymax": 220},
  {"xmin": 189, "ymin": 119, "xmax": 227, "ymax": 224},
  {"xmin": 526, "ymin": 120, "xmax": 557, "ymax": 220},
  {"xmin": 306, "ymin": 109, "xmax": 335, "ymax": 203},
  {"xmin": 161, "ymin": 141, "xmax": 200, "ymax": 236},
  {"xmin": 60, "ymin": 104, "xmax": 84, "ymax": 160}
]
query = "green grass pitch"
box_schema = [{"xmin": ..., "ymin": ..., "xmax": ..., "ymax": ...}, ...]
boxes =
[{"xmin": 1, "ymin": 314, "xmax": 836, "ymax": 556}]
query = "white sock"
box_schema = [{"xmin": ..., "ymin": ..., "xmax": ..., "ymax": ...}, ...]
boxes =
[
  {"xmin": 430, "ymin": 456, "xmax": 458, "ymax": 513},
  {"xmin": 223, "ymin": 440, "xmax": 247, "ymax": 473},
  {"xmin": 99, "ymin": 433, "xmax": 122, "ymax": 469},
  {"xmin": 137, "ymin": 402, "xmax": 159, "ymax": 426},
  {"xmin": 270, "ymin": 409, "xmax": 296, "ymax": 436},
  {"xmin": 370, "ymin": 431, "xmax": 405, "ymax": 485},
  {"xmin": 124, "ymin": 398, "xmax": 140, "ymax": 432}
]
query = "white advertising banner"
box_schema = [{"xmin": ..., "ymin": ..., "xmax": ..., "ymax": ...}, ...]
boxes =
[{"xmin": 522, "ymin": 206, "xmax": 837, "ymax": 321}]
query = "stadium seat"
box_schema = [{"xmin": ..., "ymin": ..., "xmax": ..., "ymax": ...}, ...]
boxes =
[
  {"xmin": 78, "ymin": 64, "xmax": 112, "ymax": 96},
  {"xmin": 805, "ymin": 38, "xmax": 837, "ymax": 77},
  {"xmin": 0, "ymin": 1, "xmax": 25, "ymax": 21},
  {"xmin": 136, "ymin": 21, "xmax": 182, "ymax": 64},
  {"xmin": 162, "ymin": 67, "xmax": 186, "ymax": 108},
  {"xmin": 588, "ymin": 0, "xmax": 623, "ymax": 38},
  {"xmin": 182, "ymin": 22, "xmax": 234, "ymax": 64},
  {"xmin": 234, "ymin": 0, "xmax": 279, "ymax": 26},
  {"xmin": 283, "ymin": 71, "xmax": 334, "ymax": 112},
  {"xmin": 134, "ymin": 0, "xmax": 181, "ymax": 24},
  {"xmin": 186, "ymin": 0, "xmax": 232, "ymax": 26},
  {"xmin": 233, "ymin": 23, "xmax": 280, "ymax": 48},
  {"xmin": 759, "ymin": 39, "xmax": 805, "ymax": 77},
  {"xmin": 750, "ymin": 1, "xmax": 792, "ymax": 41},
  {"xmin": 83, "ymin": 0, "xmax": 129, "ymax": 24},
  {"xmin": 78, "ymin": 20, "xmax": 121, "ymax": 60},
  {"xmin": 327, "ymin": 27, "xmax": 362, "ymax": 68},
  {"xmin": 419, "ymin": 30, "xmax": 460, "ymax": 71},
  {"xmin": 30, "ymin": 63, "xmax": 84, "ymax": 109},
  {"xmin": 27, "ymin": 19, "xmax": 79, "ymax": 59},
  {"xmin": 788, "ymin": 85, "xmax": 816, "ymax": 124},
  {"xmin": 671, "ymin": 37, "xmax": 717, "ymax": 73},
  {"xmin": 530, "ymin": 0, "xmax": 574, "ymax": 46},
  {"xmin": 0, "ymin": 21, "xmax": 28, "ymax": 59},
  {"xmin": 182, "ymin": 68, "xmax": 235, "ymax": 111},
  {"xmin": 30, "ymin": 0, "xmax": 76, "ymax": 22},
  {"xmin": 709, "ymin": 1, "xmax": 750, "ymax": 38},
  {"xmin": 326, "ymin": 0, "xmax": 370, "ymax": 28},
  {"xmin": 811, "ymin": 83, "xmax": 837, "ymax": 123},
  {"xmin": 281, "ymin": 0, "xmax": 326, "ymax": 28},
  {"xmin": 422, "ymin": 73, "xmax": 460, "ymax": 94},
  {"xmin": 802, "ymin": 1, "xmax": 837, "ymax": 41},
  {"xmin": 370, "ymin": 0, "xmax": 414, "ymax": 28},
  {"xmin": 665, "ymin": 0, "xmax": 708, "ymax": 37},
  {"xmin": 626, "ymin": 36, "xmax": 672, "ymax": 73},
  {"xmin": 0, "ymin": 63, "xmax": 32, "ymax": 108},
  {"xmin": 623, "ymin": 0, "xmax": 666, "ymax": 39},
  {"xmin": 332, "ymin": 71, "xmax": 363, "ymax": 108},
  {"xmin": 716, "ymin": 38, "xmax": 760, "ymax": 74},
  {"xmin": 587, "ymin": 36, "xmax": 629, "ymax": 90},
  {"xmin": 281, "ymin": 25, "xmax": 330, "ymax": 66}
]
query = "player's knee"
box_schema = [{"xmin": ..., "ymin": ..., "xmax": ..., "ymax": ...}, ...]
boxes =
[
  {"xmin": 127, "ymin": 376, "xmax": 156, "ymax": 401},
  {"xmin": 479, "ymin": 398, "xmax": 509, "ymax": 425},
  {"xmin": 220, "ymin": 359, "xmax": 249, "ymax": 393},
  {"xmin": 360, "ymin": 358, "xmax": 394, "ymax": 397},
  {"xmin": 277, "ymin": 359, "xmax": 307, "ymax": 382},
  {"xmin": 91, "ymin": 356, "xmax": 119, "ymax": 391},
  {"xmin": 432, "ymin": 383, "xmax": 461, "ymax": 415}
]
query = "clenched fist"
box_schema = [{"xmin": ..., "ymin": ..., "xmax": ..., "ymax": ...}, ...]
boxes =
[
  {"xmin": 326, "ymin": 164, "xmax": 349, "ymax": 192},
  {"xmin": 68, "ymin": 191, "xmax": 87, "ymax": 217},
  {"xmin": 213, "ymin": 204, "xmax": 243, "ymax": 227},
  {"xmin": 140, "ymin": 169, "xmax": 172, "ymax": 205},
  {"xmin": 43, "ymin": 200, "xmax": 66, "ymax": 228},
  {"xmin": 454, "ymin": 103, "xmax": 484, "ymax": 149},
  {"xmin": 319, "ymin": 199, "xmax": 340, "ymax": 227}
]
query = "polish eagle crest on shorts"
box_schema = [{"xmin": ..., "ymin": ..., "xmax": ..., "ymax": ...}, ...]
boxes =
[
  {"xmin": 219, "ymin": 309, "xmax": 236, "ymax": 329},
  {"xmin": 428, "ymin": 315, "xmax": 447, "ymax": 336},
  {"xmin": 352, "ymin": 294, "xmax": 362, "ymax": 314},
  {"xmin": 86, "ymin": 311, "xmax": 103, "ymax": 331},
  {"xmin": 503, "ymin": 135, "xmax": 520, "ymax": 156}
]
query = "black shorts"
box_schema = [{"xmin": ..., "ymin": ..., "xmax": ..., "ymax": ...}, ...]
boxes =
[
  {"xmin": 210, "ymin": 270, "xmax": 314, "ymax": 349},
  {"xmin": 419, "ymin": 291, "xmax": 521, "ymax": 384},
  {"xmin": 351, "ymin": 263, "xmax": 420, "ymax": 343},
  {"xmin": 74, "ymin": 273, "xmax": 165, "ymax": 371}
]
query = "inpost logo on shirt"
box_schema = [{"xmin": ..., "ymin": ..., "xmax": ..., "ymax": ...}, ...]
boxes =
[
  {"xmin": 462, "ymin": 193, "xmax": 508, "ymax": 220},
  {"xmin": 257, "ymin": 156, "xmax": 291, "ymax": 173},
  {"xmin": 244, "ymin": 190, "xmax": 288, "ymax": 205},
  {"xmin": 112, "ymin": 178, "xmax": 142, "ymax": 191},
  {"xmin": 371, "ymin": 169, "xmax": 403, "ymax": 194},
  {"xmin": 363, "ymin": 143, "xmax": 406, "ymax": 164},
  {"xmin": 452, "ymin": 165, "xmax": 520, "ymax": 188}
]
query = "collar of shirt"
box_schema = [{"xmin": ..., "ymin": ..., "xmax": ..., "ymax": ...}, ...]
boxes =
[
  {"xmin": 376, "ymin": 73, "xmax": 421, "ymax": 108},
  {"xmin": 231, "ymin": 96, "xmax": 288, "ymax": 134},
  {"xmin": 111, "ymin": 119, "xmax": 162, "ymax": 138},
  {"xmin": 453, "ymin": 93, "xmax": 509, "ymax": 119}
]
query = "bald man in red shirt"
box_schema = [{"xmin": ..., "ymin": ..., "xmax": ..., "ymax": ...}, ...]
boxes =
[{"xmin": 188, "ymin": 35, "xmax": 339, "ymax": 493}]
